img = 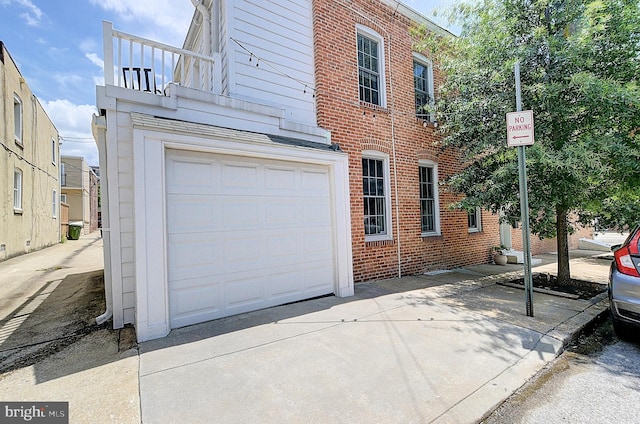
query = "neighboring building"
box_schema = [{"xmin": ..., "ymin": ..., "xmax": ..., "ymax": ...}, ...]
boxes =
[
  {"xmin": 0, "ymin": 41, "xmax": 61, "ymax": 261},
  {"xmin": 94, "ymin": 0, "xmax": 589, "ymax": 341},
  {"xmin": 60, "ymin": 156, "xmax": 99, "ymax": 235}
]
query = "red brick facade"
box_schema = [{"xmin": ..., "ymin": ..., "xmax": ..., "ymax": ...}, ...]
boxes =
[
  {"xmin": 312, "ymin": 0, "xmax": 501, "ymax": 282},
  {"xmin": 312, "ymin": 0, "xmax": 590, "ymax": 282}
]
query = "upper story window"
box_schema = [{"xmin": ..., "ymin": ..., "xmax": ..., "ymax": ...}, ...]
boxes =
[
  {"xmin": 14, "ymin": 168, "xmax": 23, "ymax": 213},
  {"xmin": 419, "ymin": 161, "xmax": 440, "ymax": 236},
  {"xmin": 52, "ymin": 138, "xmax": 57, "ymax": 165},
  {"xmin": 61, "ymin": 163, "xmax": 66, "ymax": 186},
  {"xmin": 362, "ymin": 151, "xmax": 391, "ymax": 241},
  {"xmin": 14, "ymin": 94, "xmax": 23, "ymax": 146},
  {"xmin": 414, "ymin": 54, "xmax": 434, "ymax": 121},
  {"xmin": 357, "ymin": 26, "xmax": 385, "ymax": 107}
]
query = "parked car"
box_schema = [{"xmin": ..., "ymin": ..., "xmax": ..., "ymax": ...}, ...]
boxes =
[{"xmin": 609, "ymin": 225, "xmax": 640, "ymax": 339}]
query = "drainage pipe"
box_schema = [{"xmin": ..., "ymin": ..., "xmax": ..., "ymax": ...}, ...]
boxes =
[{"xmin": 92, "ymin": 114, "xmax": 113, "ymax": 325}]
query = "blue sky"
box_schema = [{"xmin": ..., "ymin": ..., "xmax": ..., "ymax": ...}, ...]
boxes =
[{"xmin": 0, "ymin": 0, "xmax": 453, "ymax": 166}]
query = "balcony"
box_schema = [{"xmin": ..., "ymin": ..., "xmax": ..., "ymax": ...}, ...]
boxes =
[{"xmin": 102, "ymin": 21, "xmax": 221, "ymax": 96}]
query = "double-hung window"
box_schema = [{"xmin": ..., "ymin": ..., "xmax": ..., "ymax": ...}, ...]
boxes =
[
  {"xmin": 14, "ymin": 168, "xmax": 23, "ymax": 213},
  {"xmin": 419, "ymin": 162, "xmax": 440, "ymax": 235},
  {"xmin": 52, "ymin": 138, "xmax": 57, "ymax": 165},
  {"xmin": 357, "ymin": 26, "xmax": 385, "ymax": 107},
  {"xmin": 413, "ymin": 54, "xmax": 434, "ymax": 120},
  {"xmin": 362, "ymin": 152, "xmax": 391, "ymax": 239},
  {"xmin": 468, "ymin": 208, "xmax": 482, "ymax": 232},
  {"xmin": 14, "ymin": 94, "xmax": 23, "ymax": 146}
]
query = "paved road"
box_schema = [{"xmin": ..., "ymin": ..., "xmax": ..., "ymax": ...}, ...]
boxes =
[{"xmin": 484, "ymin": 318, "xmax": 640, "ymax": 423}]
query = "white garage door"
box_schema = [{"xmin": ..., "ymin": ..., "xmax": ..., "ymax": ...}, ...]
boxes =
[{"xmin": 166, "ymin": 149, "xmax": 336, "ymax": 328}]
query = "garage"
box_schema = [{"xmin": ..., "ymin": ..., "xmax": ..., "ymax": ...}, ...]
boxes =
[{"xmin": 166, "ymin": 149, "xmax": 336, "ymax": 328}]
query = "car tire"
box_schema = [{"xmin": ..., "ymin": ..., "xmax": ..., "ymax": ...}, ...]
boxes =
[{"xmin": 611, "ymin": 315, "xmax": 635, "ymax": 341}]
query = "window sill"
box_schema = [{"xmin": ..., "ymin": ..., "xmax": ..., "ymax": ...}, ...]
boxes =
[
  {"xmin": 421, "ymin": 231, "xmax": 441, "ymax": 238},
  {"xmin": 365, "ymin": 238, "xmax": 395, "ymax": 247},
  {"xmin": 360, "ymin": 101, "xmax": 389, "ymax": 114},
  {"xmin": 14, "ymin": 208, "xmax": 23, "ymax": 215},
  {"xmin": 14, "ymin": 139, "xmax": 23, "ymax": 148},
  {"xmin": 468, "ymin": 228, "xmax": 482, "ymax": 234}
]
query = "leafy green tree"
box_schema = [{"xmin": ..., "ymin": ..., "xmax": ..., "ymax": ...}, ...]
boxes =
[{"xmin": 416, "ymin": 0, "xmax": 640, "ymax": 284}]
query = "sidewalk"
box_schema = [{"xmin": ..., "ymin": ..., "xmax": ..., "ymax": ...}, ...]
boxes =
[{"xmin": 0, "ymin": 239, "xmax": 613, "ymax": 424}]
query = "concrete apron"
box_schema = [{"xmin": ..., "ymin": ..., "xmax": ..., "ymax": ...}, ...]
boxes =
[{"xmin": 139, "ymin": 277, "xmax": 608, "ymax": 424}]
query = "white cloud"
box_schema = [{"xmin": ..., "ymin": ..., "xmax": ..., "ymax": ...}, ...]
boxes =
[
  {"xmin": 6, "ymin": 0, "xmax": 44, "ymax": 26},
  {"xmin": 85, "ymin": 53, "xmax": 104, "ymax": 70},
  {"xmin": 90, "ymin": 0, "xmax": 195, "ymax": 47},
  {"xmin": 42, "ymin": 100, "xmax": 99, "ymax": 166}
]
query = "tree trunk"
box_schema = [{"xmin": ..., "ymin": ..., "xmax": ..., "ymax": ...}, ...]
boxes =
[{"xmin": 556, "ymin": 206, "xmax": 571, "ymax": 285}]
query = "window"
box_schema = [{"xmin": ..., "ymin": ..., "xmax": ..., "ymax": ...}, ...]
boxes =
[
  {"xmin": 14, "ymin": 169, "xmax": 23, "ymax": 212},
  {"xmin": 357, "ymin": 26, "xmax": 385, "ymax": 107},
  {"xmin": 61, "ymin": 193, "xmax": 67, "ymax": 204},
  {"xmin": 414, "ymin": 55, "xmax": 434, "ymax": 120},
  {"xmin": 362, "ymin": 152, "xmax": 391, "ymax": 240},
  {"xmin": 14, "ymin": 94, "xmax": 23, "ymax": 145},
  {"xmin": 419, "ymin": 162, "xmax": 440, "ymax": 235},
  {"xmin": 61, "ymin": 163, "xmax": 66, "ymax": 186},
  {"xmin": 468, "ymin": 208, "xmax": 482, "ymax": 232},
  {"xmin": 52, "ymin": 138, "xmax": 57, "ymax": 165},
  {"xmin": 52, "ymin": 189, "xmax": 57, "ymax": 218}
]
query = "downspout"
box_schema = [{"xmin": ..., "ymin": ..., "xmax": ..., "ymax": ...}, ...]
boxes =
[
  {"xmin": 387, "ymin": 34, "xmax": 401, "ymax": 279},
  {"xmin": 191, "ymin": 0, "xmax": 211, "ymax": 89},
  {"xmin": 92, "ymin": 114, "xmax": 112, "ymax": 325}
]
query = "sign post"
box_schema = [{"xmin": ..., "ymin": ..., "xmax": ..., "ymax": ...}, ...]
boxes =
[{"xmin": 507, "ymin": 62, "xmax": 534, "ymax": 317}]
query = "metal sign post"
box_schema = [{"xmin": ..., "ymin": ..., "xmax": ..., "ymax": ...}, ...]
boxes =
[{"xmin": 510, "ymin": 62, "xmax": 534, "ymax": 317}]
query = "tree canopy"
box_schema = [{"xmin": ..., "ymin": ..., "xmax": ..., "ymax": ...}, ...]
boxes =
[{"xmin": 416, "ymin": 0, "xmax": 640, "ymax": 282}]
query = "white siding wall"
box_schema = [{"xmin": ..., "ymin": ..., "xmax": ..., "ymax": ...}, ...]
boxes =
[
  {"xmin": 185, "ymin": 0, "xmax": 316, "ymax": 125},
  {"xmin": 229, "ymin": 0, "xmax": 316, "ymax": 125},
  {"xmin": 116, "ymin": 111, "xmax": 136, "ymax": 324}
]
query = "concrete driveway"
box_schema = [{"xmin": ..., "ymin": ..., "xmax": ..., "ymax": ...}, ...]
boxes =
[{"xmin": 139, "ymin": 265, "xmax": 608, "ymax": 424}]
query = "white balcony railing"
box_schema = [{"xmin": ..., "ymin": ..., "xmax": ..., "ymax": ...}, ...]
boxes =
[{"xmin": 102, "ymin": 21, "xmax": 221, "ymax": 95}]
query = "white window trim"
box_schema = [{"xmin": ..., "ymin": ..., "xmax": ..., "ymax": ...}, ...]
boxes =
[
  {"xmin": 419, "ymin": 160, "xmax": 441, "ymax": 236},
  {"xmin": 413, "ymin": 53, "xmax": 435, "ymax": 122},
  {"xmin": 61, "ymin": 193, "xmax": 67, "ymax": 204},
  {"xmin": 356, "ymin": 25, "xmax": 387, "ymax": 108},
  {"xmin": 52, "ymin": 189, "xmax": 57, "ymax": 218},
  {"xmin": 14, "ymin": 94, "xmax": 23, "ymax": 146},
  {"xmin": 362, "ymin": 150, "xmax": 392, "ymax": 242},
  {"xmin": 52, "ymin": 138, "xmax": 57, "ymax": 165},
  {"xmin": 468, "ymin": 207, "xmax": 482, "ymax": 233},
  {"xmin": 14, "ymin": 168, "xmax": 23, "ymax": 213}
]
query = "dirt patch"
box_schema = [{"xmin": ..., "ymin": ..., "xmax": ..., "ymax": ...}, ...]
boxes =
[
  {"xmin": 0, "ymin": 270, "xmax": 108, "ymax": 374},
  {"xmin": 502, "ymin": 273, "xmax": 607, "ymax": 300}
]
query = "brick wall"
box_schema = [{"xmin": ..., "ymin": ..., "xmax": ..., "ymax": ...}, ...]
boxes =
[
  {"xmin": 510, "ymin": 220, "xmax": 593, "ymax": 255},
  {"xmin": 312, "ymin": 0, "xmax": 502, "ymax": 282}
]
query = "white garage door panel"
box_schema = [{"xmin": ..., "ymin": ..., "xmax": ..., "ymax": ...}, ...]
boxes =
[
  {"xmin": 167, "ymin": 196, "xmax": 219, "ymax": 231},
  {"xmin": 167, "ymin": 149, "xmax": 336, "ymax": 329}
]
